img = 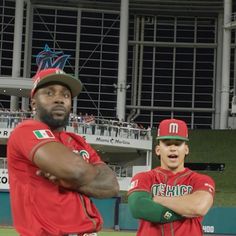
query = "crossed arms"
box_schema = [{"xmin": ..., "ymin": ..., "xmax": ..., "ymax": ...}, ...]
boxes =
[
  {"xmin": 128, "ymin": 189, "xmax": 213, "ymax": 223},
  {"xmin": 153, "ymin": 190, "xmax": 213, "ymax": 218},
  {"xmin": 33, "ymin": 141, "xmax": 119, "ymax": 198}
]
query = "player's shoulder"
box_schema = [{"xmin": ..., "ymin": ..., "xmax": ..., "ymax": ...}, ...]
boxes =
[
  {"xmin": 62, "ymin": 131, "xmax": 89, "ymax": 148},
  {"xmin": 14, "ymin": 119, "xmax": 46, "ymax": 129},
  {"xmin": 10, "ymin": 119, "xmax": 49, "ymax": 137},
  {"xmin": 188, "ymin": 169, "xmax": 215, "ymax": 183},
  {"xmin": 189, "ymin": 169, "xmax": 208, "ymax": 177},
  {"xmin": 64, "ymin": 131, "xmax": 86, "ymax": 143}
]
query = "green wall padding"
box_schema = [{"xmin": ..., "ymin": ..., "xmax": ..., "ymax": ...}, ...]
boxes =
[
  {"xmin": 0, "ymin": 191, "xmax": 12, "ymax": 226},
  {"xmin": 118, "ymin": 203, "xmax": 138, "ymax": 230},
  {"xmin": 92, "ymin": 198, "xmax": 117, "ymax": 229},
  {"xmin": 202, "ymin": 207, "xmax": 236, "ymax": 234}
]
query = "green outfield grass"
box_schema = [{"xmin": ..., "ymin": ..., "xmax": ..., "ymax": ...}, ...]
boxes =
[{"xmin": 0, "ymin": 228, "xmax": 136, "ymax": 236}]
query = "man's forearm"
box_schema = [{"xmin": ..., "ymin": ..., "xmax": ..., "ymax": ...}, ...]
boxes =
[
  {"xmin": 77, "ymin": 164, "xmax": 119, "ymax": 198},
  {"xmin": 153, "ymin": 190, "xmax": 213, "ymax": 217},
  {"xmin": 34, "ymin": 142, "xmax": 99, "ymax": 186},
  {"xmin": 153, "ymin": 195, "xmax": 197, "ymax": 217},
  {"xmin": 37, "ymin": 164, "xmax": 119, "ymax": 198},
  {"xmin": 128, "ymin": 191, "xmax": 184, "ymax": 223}
]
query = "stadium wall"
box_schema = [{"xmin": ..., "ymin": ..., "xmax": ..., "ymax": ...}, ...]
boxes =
[{"xmin": 187, "ymin": 129, "xmax": 236, "ymax": 207}]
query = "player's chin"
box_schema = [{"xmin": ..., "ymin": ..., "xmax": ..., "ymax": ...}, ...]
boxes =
[
  {"xmin": 167, "ymin": 160, "xmax": 179, "ymax": 168},
  {"xmin": 52, "ymin": 113, "xmax": 67, "ymax": 120},
  {"xmin": 52, "ymin": 110, "xmax": 67, "ymax": 117},
  {"xmin": 168, "ymin": 157, "xmax": 179, "ymax": 163},
  {"xmin": 51, "ymin": 116, "xmax": 68, "ymax": 125}
]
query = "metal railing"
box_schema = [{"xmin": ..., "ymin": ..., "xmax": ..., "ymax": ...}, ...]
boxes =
[
  {"xmin": 0, "ymin": 157, "xmax": 133, "ymax": 178},
  {"xmin": 0, "ymin": 111, "xmax": 152, "ymax": 141},
  {"xmin": 108, "ymin": 164, "xmax": 132, "ymax": 178}
]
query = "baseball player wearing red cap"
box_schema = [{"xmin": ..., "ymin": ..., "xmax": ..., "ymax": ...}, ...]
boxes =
[
  {"xmin": 128, "ymin": 118, "xmax": 215, "ymax": 236},
  {"xmin": 7, "ymin": 68, "xmax": 119, "ymax": 236}
]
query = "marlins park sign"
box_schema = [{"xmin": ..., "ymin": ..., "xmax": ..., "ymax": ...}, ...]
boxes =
[{"xmin": 84, "ymin": 135, "xmax": 152, "ymax": 151}]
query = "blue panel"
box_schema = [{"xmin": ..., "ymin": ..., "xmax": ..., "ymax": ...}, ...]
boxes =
[
  {"xmin": 203, "ymin": 207, "xmax": 236, "ymax": 234},
  {"xmin": 118, "ymin": 203, "xmax": 138, "ymax": 230},
  {"xmin": 0, "ymin": 191, "xmax": 12, "ymax": 226},
  {"xmin": 92, "ymin": 198, "xmax": 117, "ymax": 229}
]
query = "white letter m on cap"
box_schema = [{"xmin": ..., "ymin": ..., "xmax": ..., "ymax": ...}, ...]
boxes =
[{"xmin": 169, "ymin": 123, "xmax": 178, "ymax": 134}]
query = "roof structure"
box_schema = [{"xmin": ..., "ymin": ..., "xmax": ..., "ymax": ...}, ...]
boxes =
[{"xmin": 31, "ymin": 0, "xmax": 225, "ymax": 16}]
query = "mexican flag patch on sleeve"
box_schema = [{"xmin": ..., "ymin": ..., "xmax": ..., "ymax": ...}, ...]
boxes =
[{"xmin": 33, "ymin": 129, "xmax": 55, "ymax": 139}]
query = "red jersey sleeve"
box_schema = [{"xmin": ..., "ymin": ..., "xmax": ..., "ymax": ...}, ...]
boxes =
[
  {"xmin": 9, "ymin": 120, "xmax": 58, "ymax": 162},
  {"xmin": 128, "ymin": 171, "xmax": 154, "ymax": 195},
  {"xmin": 191, "ymin": 172, "xmax": 215, "ymax": 197}
]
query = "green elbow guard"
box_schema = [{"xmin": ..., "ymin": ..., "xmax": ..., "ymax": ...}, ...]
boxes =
[{"xmin": 128, "ymin": 191, "xmax": 184, "ymax": 223}]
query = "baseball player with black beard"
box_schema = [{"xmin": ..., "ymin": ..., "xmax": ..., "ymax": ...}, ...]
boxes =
[
  {"xmin": 7, "ymin": 68, "xmax": 119, "ymax": 236},
  {"xmin": 128, "ymin": 118, "xmax": 215, "ymax": 236}
]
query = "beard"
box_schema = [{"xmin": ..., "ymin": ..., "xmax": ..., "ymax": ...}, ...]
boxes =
[{"xmin": 36, "ymin": 104, "xmax": 70, "ymax": 129}]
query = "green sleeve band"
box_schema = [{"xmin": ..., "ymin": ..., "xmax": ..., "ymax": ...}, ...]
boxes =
[{"xmin": 128, "ymin": 191, "xmax": 184, "ymax": 223}]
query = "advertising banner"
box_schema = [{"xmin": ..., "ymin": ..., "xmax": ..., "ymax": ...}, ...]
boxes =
[{"xmin": 0, "ymin": 168, "xmax": 9, "ymax": 190}]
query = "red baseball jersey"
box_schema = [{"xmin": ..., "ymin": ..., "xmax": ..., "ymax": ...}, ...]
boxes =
[
  {"xmin": 128, "ymin": 167, "xmax": 215, "ymax": 236},
  {"xmin": 7, "ymin": 119, "xmax": 104, "ymax": 236}
]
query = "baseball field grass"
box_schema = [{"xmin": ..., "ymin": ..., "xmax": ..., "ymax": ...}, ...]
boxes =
[{"xmin": 0, "ymin": 228, "xmax": 136, "ymax": 236}]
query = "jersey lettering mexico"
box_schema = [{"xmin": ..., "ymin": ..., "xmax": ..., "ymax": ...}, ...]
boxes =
[
  {"xmin": 128, "ymin": 167, "xmax": 215, "ymax": 236},
  {"xmin": 7, "ymin": 120, "xmax": 104, "ymax": 236}
]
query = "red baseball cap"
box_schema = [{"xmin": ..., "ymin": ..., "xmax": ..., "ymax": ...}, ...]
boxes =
[
  {"xmin": 156, "ymin": 118, "xmax": 189, "ymax": 141},
  {"xmin": 31, "ymin": 68, "xmax": 82, "ymax": 98}
]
